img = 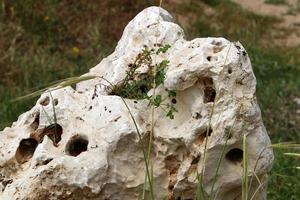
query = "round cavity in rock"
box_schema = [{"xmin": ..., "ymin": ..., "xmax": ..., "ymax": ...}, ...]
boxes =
[
  {"xmin": 65, "ymin": 135, "xmax": 89, "ymax": 157},
  {"xmin": 171, "ymin": 98, "xmax": 177, "ymax": 104},
  {"xmin": 226, "ymin": 148, "xmax": 243, "ymax": 163},
  {"xmin": 228, "ymin": 67, "xmax": 233, "ymax": 74},
  {"xmin": 204, "ymin": 86, "xmax": 216, "ymax": 103},
  {"xmin": 15, "ymin": 138, "xmax": 38, "ymax": 164},
  {"xmin": 42, "ymin": 124, "xmax": 63, "ymax": 146},
  {"xmin": 53, "ymin": 98, "xmax": 58, "ymax": 106},
  {"xmin": 40, "ymin": 96, "xmax": 50, "ymax": 106}
]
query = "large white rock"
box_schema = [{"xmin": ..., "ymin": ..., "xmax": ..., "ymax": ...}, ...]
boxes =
[{"xmin": 0, "ymin": 7, "xmax": 273, "ymax": 200}]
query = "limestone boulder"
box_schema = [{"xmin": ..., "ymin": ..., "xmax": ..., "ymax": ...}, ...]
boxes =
[{"xmin": 0, "ymin": 6, "xmax": 273, "ymax": 200}]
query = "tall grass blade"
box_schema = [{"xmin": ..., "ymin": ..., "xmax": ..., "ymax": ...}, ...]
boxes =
[
  {"xmin": 270, "ymin": 143, "xmax": 300, "ymax": 149},
  {"xmin": 283, "ymin": 153, "xmax": 300, "ymax": 157},
  {"xmin": 249, "ymin": 178, "xmax": 265, "ymax": 200},
  {"xmin": 13, "ymin": 75, "xmax": 98, "ymax": 102},
  {"xmin": 242, "ymin": 133, "xmax": 248, "ymax": 200},
  {"xmin": 196, "ymin": 173, "xmax": 206, "ymax": 200},
  {"xmin": 247, "ymin": 147, "xmax": 266, "ymax": 196},
  {"xmin": 49, "ymin": 91, "xmax": 58, "ymax": 145},
  {"xmin": 41, "ymin": 106, "xmax": 53, "ymax": 125}
]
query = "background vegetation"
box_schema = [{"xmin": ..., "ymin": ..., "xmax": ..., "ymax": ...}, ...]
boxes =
[{"xmin": 0, "ymin": 0, "xmax": 299, "ymax": 199}]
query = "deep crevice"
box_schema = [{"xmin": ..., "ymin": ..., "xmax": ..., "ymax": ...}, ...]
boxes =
[
  {"xmin": 204, "ymin": 86, "xmax": 216, "ymax": 103},
  {"xmin": 196, "ymin": 127, "xmax": 212, "ymax": 145},
  {"xmin": 191, "ymin": 155, "xmax": 200, "ymax": 165},
  {"xmin": 42, "ymin": 124, "xmax": 63, "ymax": 146},
  {"xmin": 165, "ymin": 155, "xmax": 181, "ymax": 200},
  {"xmin": 201, "ymin": 77, "xmax": 216, "ymax": 103},
  {"xmin": 30, "ymin": 113, "xmax": 40, "ymax": 130}
]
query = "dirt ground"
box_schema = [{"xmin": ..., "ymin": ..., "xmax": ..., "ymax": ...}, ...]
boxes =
[{"xmin": 233, "ymin": 0, "xmax": 300, "ymax": 47}]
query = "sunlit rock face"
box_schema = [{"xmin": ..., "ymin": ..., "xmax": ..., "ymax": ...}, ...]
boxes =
[{"xmin": 0, "ymin": 6, "xmax": 273, "ymax": 200}]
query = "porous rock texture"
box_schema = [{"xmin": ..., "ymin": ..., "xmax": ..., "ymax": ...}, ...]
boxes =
[{"xmin": 0, "ymin": 7, "xmax": 273, "ymax": 200}]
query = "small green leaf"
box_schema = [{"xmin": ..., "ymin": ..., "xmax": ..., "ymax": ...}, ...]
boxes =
[
  {"xmin": 166, "ymin": 111, "xmax": 174, "ymax": 119},
  {"xmin": 167, "ymin": 90, "xmax": 177, "ymax": 97},
  {"xmin": 159, "ymin": 60, "xmax": 170, "ymax": 68},
  {"xmin": 156, "ymin": 44, "xmax": 171, "ymax": 54},
  {"xmin": 155, "ymin": 70, "xmax": 166, "ymax": 85},
  {"xmin": 153, "ymin": 95, "xmax": 162, "ymax": 107},
  {"xmin": 166, "ymin": 103, "xmax": 178, "ymax": 119}
]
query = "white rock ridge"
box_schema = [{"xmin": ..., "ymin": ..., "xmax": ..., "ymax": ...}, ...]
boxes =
[{"xmin": 0, "ymin": 6, "xmax": 273, "ymax": 200}]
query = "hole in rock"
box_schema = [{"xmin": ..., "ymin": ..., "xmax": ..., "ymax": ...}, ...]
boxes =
[
  {"xmin": 15, "ymin": 138, "xmax": 38, "ymax": 164},
  {"xmin": 168, "ymin": 184, "xmax": 174, "ymax": 190},
  {"xmin": 228, "ymin": 67, "xmax": 232, "ymax": 74},
  {"xmin": 30, "ymin": 113, "xmax": 40, "ymax": 130},
  {"xmin": 40, "ymin": 96, "xmax": 50, "ymax": 106},
  {"xmin": 213, "ymin": 46, "xmax": 224, "ymax": 53},
  {"xmin": 196, "ymin": 127, "xmax": 212, "ymax": 144},
  {"xmin": 165, "ymin": 155, "xmax": 181, "ymax": 195},
  {"xmin": 139, "ymin": 85, "xmax": 148, "ymax": 94},
  {"xmin": 191, "ymin": 155, "xmax": 200, "ymax": 165},
  {"xmin": 235, "ymin": 45, "xmax": 241, "ymax": 50},
  {"xmin": 206, "ymin": 56, "xmax": 212, "ymax": 61},
  {"xmin": 53, "ymin": 99, "xmax": 58, "ymax": 106},
  {"xmin": 226, "ymin": 148, "xmax": 243, "ymax": 163},
  {"xmin": 204, "ymin": 86, "xmax": 216, "ymax": 103},
  {"xmin": 2, "ymin": 179, "xmax": 13, "ymax": 189},
  {"xmin": 66, "ymin": 135, "xmax": 89, "ymax": 157},
  {"xmin": 171, "ymin": 98, "xmax": 177, "ymax": 104},
  {"xmin": 35, "ymin": 158, "xmax": 54, "ymax": 167},
  {"xmin": 194, "ymin": 112, "xmax": 202, "ymax": 119},
  {"xmin": 42, "ymin": 124, "xmax": 63, "ymax": 146},
  {"xmin": 200, "ymin": 77, "xmax": 216, "ymax": 103},
  {"xmin": 41, "ymin": 158, "xmax": 53, "ymax": 166}
]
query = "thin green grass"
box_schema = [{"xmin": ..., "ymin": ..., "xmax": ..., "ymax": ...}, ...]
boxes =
[
  {"xmin": 12, "ymin": 76, "xmax": 98, "ymax": 102},
  {"xmin": 242, "ymin": 133, "xmax": 249, "ymax": 200}
]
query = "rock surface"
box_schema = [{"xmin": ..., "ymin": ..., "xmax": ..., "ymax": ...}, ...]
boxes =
[{"xmin": 0, "ymin": 6, "xmax": 273, "ymax": 200}]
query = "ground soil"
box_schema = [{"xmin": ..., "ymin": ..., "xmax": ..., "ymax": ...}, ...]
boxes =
[{"xmin": 233, "ymin": 0, "xmax": 300, "ymax": 47}]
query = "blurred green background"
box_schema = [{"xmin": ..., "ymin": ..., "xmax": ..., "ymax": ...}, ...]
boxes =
[{"xmin": 0, "ymin": 0, "xmax": 299, "ymax": 199}]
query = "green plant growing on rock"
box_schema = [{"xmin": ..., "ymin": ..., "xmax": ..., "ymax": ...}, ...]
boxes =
[{"xmin": 110, "ymin": 44, "xmax": 177, "ymax": 119}]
